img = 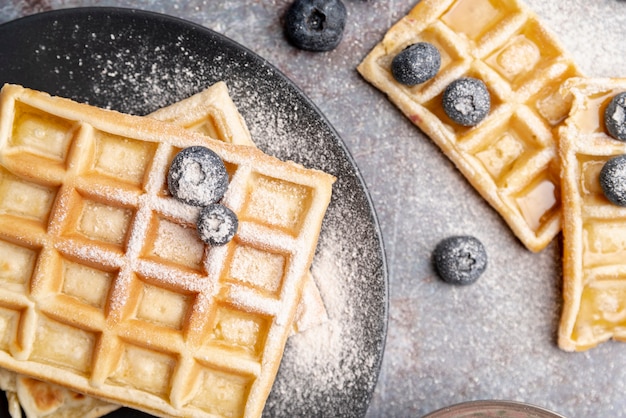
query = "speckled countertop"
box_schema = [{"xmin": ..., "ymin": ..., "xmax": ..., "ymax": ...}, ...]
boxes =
[{"xmin": 2, "ymin": 1, "xmax": 626, "ymax": 417}]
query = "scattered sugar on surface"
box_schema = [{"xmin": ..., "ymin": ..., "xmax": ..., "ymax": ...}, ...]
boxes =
[{"xmin": 34, "ymin": 24, "xmax": 208, "ymax": 115}]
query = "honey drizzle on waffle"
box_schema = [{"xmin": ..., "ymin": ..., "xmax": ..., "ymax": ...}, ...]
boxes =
[
  {"xmin": 0, "ymin": 84, "xmax": 334, "ymax": 417},
  {"xmin": 357, "ymin": 0, "xmax": 582, "ymax": 252},
  {"xmin": 558, "ymin": 78, "xmax": 626, "ymax": 352}
]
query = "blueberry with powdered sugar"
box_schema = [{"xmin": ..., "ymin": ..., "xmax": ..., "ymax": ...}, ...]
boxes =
[
  {"xmin": 167, "ymin": 146, "xmax": 229, "ymax": 207},
  {"xmin": 442, "ymin": 77, "xmax": 491, "ymax": 126},
  {"xmin": 604, "ymin": 92, "xmax": 626, "ymax": 141},
  {"xmin": 600, "ymin": 154, "xmax": 626, "ymax": 206},
  {"xmin": 391, "ymin": 42, "xmax": 441, "ymax": 86},
  {"xmin": 197, "ymin": 204, "xmax": 238, "ymax": 246},
  {"xmin": 432, "ymin": 235, "xmax": 487, "ymax": 285}
]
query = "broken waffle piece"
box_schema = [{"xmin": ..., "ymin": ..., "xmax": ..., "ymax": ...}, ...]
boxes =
[
  {"xmin": 0, "ymin": 84, "xmax": 335, "ymax": 417},
  {"xmin": 558, "ymin": 77, "xmax": 626, "ymax": 351},
  {"xmin": 357, "ymin": 0, "xmax": 582, "ymax": 252}
]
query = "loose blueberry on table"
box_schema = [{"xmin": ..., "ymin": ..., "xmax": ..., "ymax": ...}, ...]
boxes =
[
  {"xmin": 442, "ymin": 77, "xmax": 491, "ymax": 126},
  {"xmin": 167, "ymin": 146, "xmax": 229, "ymax": 207},
  {"xmin": 600, "ymin": 154, "xmax": 626, "ymax": 207},
  {"xmin": 432, "ymin": 235, "xmax": 487, "ymax": 285},
  {"xmin": 284, "ymin": 0, "xmax": 347, "ymax": 52},
  {"xmin": 604, "ymin": 92, "xmax": 626, "ymax": 141},
  {"xmin": 391, "ymin": 42, "xmax": 441, "ymax": 86}
]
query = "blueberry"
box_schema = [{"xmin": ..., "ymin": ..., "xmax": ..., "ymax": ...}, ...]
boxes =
[
  {"xmin": 432, "ymin": 235, "xmax": 487, "ymax": 285},
  {"xmin": 391, "ymin": 42, "xmax": 441, "ymax": 86},
  {"xmin": 604, "ymin": 92, "xmax": 626, "ymax": 141},
  {"xmin": 442, "ymin": 77, "xmax": 491, "ymax": 126},
  {"xmin": 167, "ymin": 146, "xmax": 228, "ymax": 207},
  {"xmin": 600, "ymin": 154, "xmax": 626, "ymax": 206},
  {"xmin": 284, "ymin": 0, "xmax": 347, "ymax": 52},
  {"xmin": 197, "ymin": 204, "xmax": 238, "ymax": 246}
]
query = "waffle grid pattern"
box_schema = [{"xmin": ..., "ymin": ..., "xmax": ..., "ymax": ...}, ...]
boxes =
[
  {"xmin": 0, "ymin": 84, "xmax": 333, "ymax": 417},
  {"xmin": 357, "ymin": 0, "xmax": 582, "ymax": 251},
  {"xmin": 558, "ymin": 78, "xmax": 626, "ymax": 352}
]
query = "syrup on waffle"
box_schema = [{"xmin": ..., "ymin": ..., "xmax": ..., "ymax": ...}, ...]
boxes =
[
  {"xmin": 357, "ymin": 0, "xmax": 582, "ymax": 252},
  {"xmin": 558, "ymin": 77, "xmax": 626, "ymax": 351},
  {"xmin": 0, "ymin": 84, "xmax": 335, "ymax": 417}
]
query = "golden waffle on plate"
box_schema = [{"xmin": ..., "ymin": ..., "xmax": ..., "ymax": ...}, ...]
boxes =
[
  {"xmin": 1, "ymin": 82, "xmax": 328, "ymax": 418},
  {"xmin": 0, "ymin": 84, "xmax": 335, "ymax": 417},
  {"xmin": 558, "ymin": 77, "xmax": 626, "ymax": 351},
  {"xmin": 357, "ymin": 0, "xmax": 582, "ymax": 252}
]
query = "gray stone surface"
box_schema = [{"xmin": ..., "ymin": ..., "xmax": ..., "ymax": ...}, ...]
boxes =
[{"xmin": 2, "ymin": 1, "xmax": 626, "ymax": 417}]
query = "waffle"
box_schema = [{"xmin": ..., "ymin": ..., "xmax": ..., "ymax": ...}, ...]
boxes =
[
  {"xmin": 0, "ymin": 84, "xmax": 335, "ymax": 417},
  {"xmin": 1, "ymin": 82, "xmax": 329, "ymax": 418},
  {"xmin": 357, "ymin": 0, "xmax": 582, "ymax": 252},
  {"xmin": 557, "ymin": 77, "xmax": 626, "ymax": 351}
]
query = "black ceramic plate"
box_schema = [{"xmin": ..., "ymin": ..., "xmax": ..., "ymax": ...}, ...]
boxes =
[{"xmin": 0, "ymin": 7, "xmax": 387, "ymax": 418}]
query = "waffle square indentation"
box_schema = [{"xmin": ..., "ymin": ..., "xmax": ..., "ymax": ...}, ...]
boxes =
[
  {"xmin": 135, "ymin": 280, "xmax": 192, "ymax": 330},
  {"xmin": 514, "ymin": 172, "xmax": 558, "ymax": 232},
  {"xmin": 0, "ymin": 306, "xmax": 22, "ymax": 353},
  {"xmin": 573, "ymin": 280, "xmax": 626, "ymax": 342},
  {"xmin": 108, "ymin": 343, "xmax": 177, "ymax": 397},
  {"xmin": 11, "ymin": 102, "xmax": 75, "ymax": 163},
  {"xmin": 472, "ymin": 112, "xmax": 544, "ymax": 183},
  {"xmin": 484, "ymin": 18, "xmax": 563, "ymax": 93},
  {"xmin": 226, "ymin": 242, "xmax": 287, "ymax": 296},
  {"xmin": 64, "ymin": 195, "xmax": 134, "ymax": 248},
  {"xmin": 61, "ymin": 258, "xmax": 115, "ymax": 309},
  {"xmin": 187, "ymin": 364, "xmax": 252, "ymax": 417},
  {"xmin": 242, "ymin": 174, "xmax": 313, "ymax": 235},
  {"xmin": 533, "ymin": 68, "xmax": 578, "ymax": 126},
  {"xmin": 142, "ymin": 213, "xmax": 206, "ymax": 272},
  {"xmin": 584, "ymin": 221, "xmax": 626, "ymax": 262},
  {"xmin": 441, "ymin": 0, "xmax": 518, "ymax": 44},
  {"xmin": 0, "ymin": 169, "xmax": 57, "ymax": 226},
  {"xmin": 0, "ymin": 239, "xmax": 38, "ymax": 292},
  {"xmin": 579, "ymin": 157, "xmax": 607, "ymax": 201},
  {"xmin": 91, "ymin": 131, "xmax": 157, "ymax": 188},
  {"xmin": 30, "ymin": 315, "xmax": 97, "ymax": 375},
  {"xmin": 209, "ymin": 303, "xmax": 270, "ymax": 357}
]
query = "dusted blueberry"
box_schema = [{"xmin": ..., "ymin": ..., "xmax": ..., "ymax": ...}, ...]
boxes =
[
  {"xmin": 197, "ymin": 204, "xmax": 238, "ymax": 246},
  {"xmin": 432, "ymin": 235, "xmax": 487, "ymax": 285},
  {"xmin": 600, "ymin": 154, "xmax": 626, "ymax": 206},
  {"xmin": 284, "ymin": 0, "xmax": 347, "ymax": 52},
  {"xmin": 167, "ymin": 146, "xmax": 228, "ymax": 207},
  {"xmin": 604, "ymin": 92, "xmax": 626, "ymax": 141},
  {"xmin": 442, "ymin": 77, "xmax": 491, "ymax": 126},
  {"xmin": 391, "ymin": 42, "xmax": 441, "ymax": 86}
]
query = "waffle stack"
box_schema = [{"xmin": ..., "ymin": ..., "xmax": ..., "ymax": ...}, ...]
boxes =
[
  {"xmin": 149, "ymin": 83, "xmax": 329, "ymax": 336},
  {"xmin": 558, "ymin": 78, "xmax": 626, "ymax": 351},
  {"xmin": 0, "ymin": 83, "xmax": 335, "ymax": 417},
  {"xmin": 358, "ymin": 0, "xmax": 582, "ymax": 252}
]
